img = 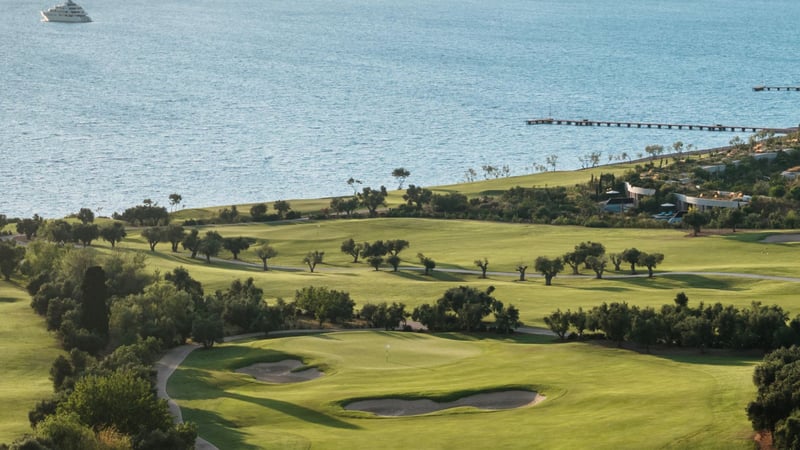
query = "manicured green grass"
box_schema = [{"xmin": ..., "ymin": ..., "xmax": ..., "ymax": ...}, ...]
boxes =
[
  {"xmin": 125, "ymin": 219, "xmax": 800, "ymax": 277},
  {"xmin": 171, "ymin": 331, "xmax": 757, "ymax": 449},
  {"xmin": 99, "ymin": 219, "xmax": 800, "ymax": 327},
  {"xmin": 0, "ymin": 282, "xmax": 63, "ymax": 444}
]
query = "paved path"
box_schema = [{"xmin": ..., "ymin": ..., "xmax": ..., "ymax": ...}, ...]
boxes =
[
  {"xmin": 156, "ymin": 342, "xmax": 217, "ymax": 450},
  {"xmin": 156, "ymin": 330, "xmax": 338, "ymax": 450},
  {"xmin": 156, "ymin": 332, "xmax": 263, "ymax": 450}
]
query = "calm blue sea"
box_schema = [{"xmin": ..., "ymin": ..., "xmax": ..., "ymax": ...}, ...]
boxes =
[{"xmin": 2, "ymin": 0, "xmax": 799, "ymax": 218}]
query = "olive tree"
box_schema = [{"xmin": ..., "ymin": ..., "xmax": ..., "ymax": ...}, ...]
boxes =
[
  {"xmin": 198, "ymin": 231, "xmax": 224, "ymax": 263},
  {"xmin": 543, "ymin": 309, "xmax": 571, "ymax": 339},
  {"xmin": 516, "ymin": 264, "xmax": 528, "ymax": 281},
  {"xmin": 340, "ymin": 238, "xmax": 363, "ymax": 263},
  {"xmin": 141, "ymin": 227, "xmax": 164, "ymax": 252},
  {"xmin": 75, "ymin": 207, "xmax": 95, "ymax": 224},
  {"xmin": 165, "ymin": 224, "xmax": 185, "ymax": 252},
  {"xmin": 223, "ymin": 236, "xmax": 252, "ymax": 260},
  {"xmin": 358, "ymin": 186, "xmax": 388, "ymax": 217},
  {"xmin": 100, "ymin": 222, "xmax": 127, "ymax": 248},
  {"xmin": 683, "ymin": 209, "xmax": 709, "ymax": 237},
  {"xmin": 417, "ymin": 253, "xmax": 436, "ymax": 275},
  {"xmin": 0, "ymin": 241, "xmax": 25, "ymax": 281},
  {"xmin": 621, "ymin": 248, "xmax": 642, "ymax": 274},
  {"xmin": 254, "ymin": 242, "xmax": 277, "ymax": 271},
  {"xmin": 585, "ymin": 255, "xmax": 608, "ymax": 279},
  {"xmin": 367, "ymin": 256, "xmax": 383, "ymax": 271},
  {"xmin": 638, "ymin": 252, "xmax": 664, "ymax": 278},
  {"xmin": 181, "ymin": 229, "xmax": 201, "ymax": 258},
  {"xmin": 72, "ymin": 223, "xmax": 99, "ymax": 247},
  {"xmin": 535, "ymin": 256, "xmax": 564, "ymax": 286},
  {"xmin": 392, "ymin": 167, "xmax": 411, "ymax": 190},
  {"xmin": 474, "ymin": 258, "xmax": 489, "ymax": 278},
  {"xmin": 386, "ymin": 254, "xmax": 401, "ymax": 272},
  {"xmin": 303, "ymin": 250, "xmax": 324, "ymax": 273}
]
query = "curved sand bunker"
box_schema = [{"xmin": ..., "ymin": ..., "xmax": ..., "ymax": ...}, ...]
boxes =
[
  {"xmin": 236, "ymin": 359, "xmax": 322, "ymax": 383},
  {"xmin": 345, "ymin": 390, "xmax": 544, "ymax": 416}
]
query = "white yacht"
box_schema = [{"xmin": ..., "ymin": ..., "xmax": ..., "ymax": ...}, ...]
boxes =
[{"xmin": 41, "ymin": 0, "xmax": 91, "ymax": 23}]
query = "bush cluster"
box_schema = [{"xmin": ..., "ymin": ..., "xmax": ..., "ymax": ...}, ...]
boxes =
[{"xmin": 544, "ymin": 293, "xmax": 800, "ymax": 352}]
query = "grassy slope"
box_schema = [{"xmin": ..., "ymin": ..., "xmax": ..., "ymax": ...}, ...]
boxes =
[
  {"xmin": 171, "ymin": 332, "xmax": 756, "ymax": 450},
  {"xmin": 170, "ymin": 165, "xmax": 633, "ymax": 220},
  {"xmin": 0, "ymin": 282, "xmax": 62, "ymax": 444},
  {"xmin": 107, "ymin": 219, "xmax": 800, "ymax": 326}
]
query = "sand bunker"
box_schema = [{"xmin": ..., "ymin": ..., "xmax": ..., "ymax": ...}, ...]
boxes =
[
  {"xmin": 236, "ymin": 359, "xmax": 322, "ymax": 383},
  {"xmin": 345, "ymin": 390, "xmax": 544, "ymax": 416}
]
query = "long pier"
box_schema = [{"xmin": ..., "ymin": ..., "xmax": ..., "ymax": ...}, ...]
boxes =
[
  {"xmin": 753, "ymin": 85, "xmax": 800, "ymax": 92},
  {"xmin": 525, "ymin": 118, "xmax": 797, "ymax": 134}
]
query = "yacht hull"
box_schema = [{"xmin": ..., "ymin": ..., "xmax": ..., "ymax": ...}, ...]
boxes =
[{"xmin": 40, "ymin": 11, "xmax": 92, "ymax": 22}]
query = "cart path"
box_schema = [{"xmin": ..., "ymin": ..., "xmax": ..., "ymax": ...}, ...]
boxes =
[{"xmin": 157, "ymin": 330, "xmax": 347, "ymax": 450}]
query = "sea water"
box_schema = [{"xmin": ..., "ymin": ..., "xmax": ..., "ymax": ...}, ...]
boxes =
[{"xmin": 2, "ymin": 0, "xmax": 798, "ymax": 218}]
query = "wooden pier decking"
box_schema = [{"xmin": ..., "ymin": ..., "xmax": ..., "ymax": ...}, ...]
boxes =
[
  {"xmin": 525, "ymin": 118, "xmax": 797, "ymax": 134},
  {"xmin": 753, "ymin": 85, "xmax": 800, "ymax": 92}
]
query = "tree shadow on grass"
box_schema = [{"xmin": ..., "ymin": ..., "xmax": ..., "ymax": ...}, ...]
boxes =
[
  {"xmin": 653, "ymin": 274, "xmax": 746, "ymax": 291},
  {"xmin": 390, "ymin": 271, "xmax": 429, "ymax": 282},
  {"xmin": 564, "ymin": 284, "xmax": 631, "ymax": 293},
  {"xmin": 0, "ymin": 296, "xmax": 17, "ymax": 303},
  {"xmin": 371, "ymin": 331, "xmax": 433, "ymax": 341},
  {"xmin": 392, "ymin": 270, "xmax": 465, "ymax": 282},
  {"xmin": 723, "ymin": 232, "xmax": 773, "ymax": 244},
  {"xmin": 0, "ymin": 279, "xmax": 24, "ymax": 289},
  {"xmin": 584, "ymin": 339, "xmax": 760, "ymax": 366},
  {"xmin": 309, "ymin": 333, "xmax": 340, "ymax": 340},
  {"xmin": 430, "ymin": 331, "xmax": 555, "ymax": 345},
  {"xmin": 604, "ymin": 274, "xmax": 745, "ymax": 291},
  {"xmin": 223, "ymin": 392, "xmax": 361, "ymax": 430},
  {"xmin": 185, "ymin": 346, "xmax": 302, "ymax": 373},
  {"xmin": 180, "ymin": 406, "xmax": 261, "ymax": 450},
  {"xmin": 653, "ymin": 351, "xmax": 760, "ymax": 367}
]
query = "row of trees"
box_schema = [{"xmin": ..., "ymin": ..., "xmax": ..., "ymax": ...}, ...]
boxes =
[
  {"xmin": 411, "ymin": 286, "xmax": 521, "ymax": 334},
  {"xmin": 6, "ymin": 218, "xmax": 128, "ymax": 249},
  {"xmin": 138, "ymin": 226, "xmax": 279, "ymax": 269},
  {"xmin": 216, "ymin": 200, "xmax": 295, "ymax": 224},
  {"xmin": 340, "ymin": 238, "xmax": 410, "ymax": 271},
  {"xmin": 330, "ymin": 186, "xmax": 389, "ymax": 218},
  {"xmin": 543, "ymin": 293, "xmax": 800, "ymax": 352},
  {"xmin": 113, "ymin": 202, "xmax": 170, "ymax": 226},
  {"xmin": 526, "ymin": 242, "xmax": 665, "ymax": 286},
  {"xmin": 10, "ymin": 241, "xmax": 198, "ymax": 449}
]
